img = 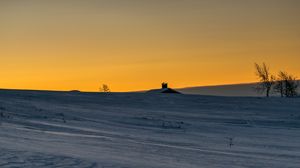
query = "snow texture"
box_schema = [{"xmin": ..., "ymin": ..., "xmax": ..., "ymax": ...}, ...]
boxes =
[{"xmin": 0, "ymin": 89, "xmax": 300, "ymax": 167}]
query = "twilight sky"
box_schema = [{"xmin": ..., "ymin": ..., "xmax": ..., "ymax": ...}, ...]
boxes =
[{"xmin": 0, "ymin": 0, "xmax": 299, "ymax": 91}]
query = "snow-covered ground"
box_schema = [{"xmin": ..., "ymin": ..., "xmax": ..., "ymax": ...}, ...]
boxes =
[
  {"xmin": 177, "ymin": 82, "xmax": 300, "ymax": 97},
  {"xmin": 0, "ymin": 89, "xmax": 299, "ymax": 168}
]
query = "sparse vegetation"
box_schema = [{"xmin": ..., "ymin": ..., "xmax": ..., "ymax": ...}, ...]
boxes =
[
  {"xmin": 254, "ymin": 63, "xmax": 275, "ymax": 97},
  {"xmin": 255, "ymin": 63, "xmax": 298, "ymax": 97},
  {"xmin": 99, "ymin": 84, "xmax": 110, "ymax": 93},
  {"xmin": 55, "ymin": 113, "xmax": 66, "ymax": 123},
  {"xmin": 228, "ymin": 137, "xmax": 234, "ymax": 148},
  {"xmin": 274, "ymin": 71, "xmax": 299, "ymax": 97}
]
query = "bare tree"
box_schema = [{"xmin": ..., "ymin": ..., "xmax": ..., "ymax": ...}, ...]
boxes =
[
  {"xmin": 275, "ymin": 71, "xmax": 289, "ymax": 97},
  {"xmin": 286, "ymin": 79, "xmax": 298, "ymax": 97},
  {"xmin": 274, "ymin": 77, "xmax": 284, "ymax": 97},
  {"xmin": 254, "ymin": 63, "xmax": 275, "ymax": 97},
  {"xmin": 99, "ymin": 84, "xmax": 110, "ymax": 93},
  {"xmin": 281, "ymin": 71, "xmax": 297, "ymax": 97},
  {"xmin": 274, "ymin": 71, "xmax": 298, "ymax": 97}
]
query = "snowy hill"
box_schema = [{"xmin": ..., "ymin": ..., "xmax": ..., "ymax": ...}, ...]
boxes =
[
  {"xmin": 177, "ymin": 83, "xmax": 261, "ymax": 97},
  {"xmin": 0, "ymin": 89, "xmax": 300, "ymax": 167},
  {"xmin": 177, "ymin": 82, "xmax": 300, "ymax": 97}
]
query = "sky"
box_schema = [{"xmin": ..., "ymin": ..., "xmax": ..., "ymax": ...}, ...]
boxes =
[{"xmin": 0, "ymin": 0, "xmax": 300, "ymax": 92}]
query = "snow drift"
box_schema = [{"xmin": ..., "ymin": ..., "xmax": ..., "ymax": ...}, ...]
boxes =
[{"xmin": 0, "ymin": 89, "xmax": 300, "ymax": 168}]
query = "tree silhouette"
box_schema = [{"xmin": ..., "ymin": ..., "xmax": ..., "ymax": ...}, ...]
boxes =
[
  {"xmin": 275, "ymin": 71, "xmax": 298, "ymax": 97},
  {"xmin": 274, "ymin": 73, "xmax": 284, "ymax": 97},
  {"xmin": 99, "ymin": 84, "xmax": 110, "ymax": 93},
  {"xmin": 254, "ymin": 63, "xmax": 275, "ymax": 97}
]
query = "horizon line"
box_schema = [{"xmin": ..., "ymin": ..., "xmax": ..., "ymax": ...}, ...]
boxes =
[{"xmin": 0, "ymin": 81, "xmax": 264, "ymax": 93}]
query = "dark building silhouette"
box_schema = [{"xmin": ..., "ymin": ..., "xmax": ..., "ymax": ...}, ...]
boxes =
[
  {"xmin": 162, "ymin": 82, "xmax": 168, "ymax": 89},
  {"xmin": 147, "ymin": 83, "xmax": 181, "ymax": 94}
]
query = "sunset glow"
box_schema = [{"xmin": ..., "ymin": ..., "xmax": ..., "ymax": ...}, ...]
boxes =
[{"xmin": 1, "ymin": 0, "xmax": 299, "ymax": 91}]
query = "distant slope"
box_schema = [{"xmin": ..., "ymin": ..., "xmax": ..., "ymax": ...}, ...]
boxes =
[
  {"xmin": 177, "ymin": 82, "xmax": 300, "ymax": 97},
  {"xmin": 177, "ymin": 83, "xmax": 261, "ymax": 97}
]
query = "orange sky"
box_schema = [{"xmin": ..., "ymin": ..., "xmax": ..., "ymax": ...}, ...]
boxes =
[{"xmin": 0, "ymin": 0, "xmax": 300, "ymax": 92}]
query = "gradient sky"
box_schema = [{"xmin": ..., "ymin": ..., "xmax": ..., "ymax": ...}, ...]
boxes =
[{"xmin": 0, "ymin": 0, "xmax": 300, "ymax": 91}]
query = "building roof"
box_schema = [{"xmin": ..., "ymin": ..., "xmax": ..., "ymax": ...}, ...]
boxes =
[{"xmin": 147, "ymin": 88, "xmax": 181, "ymax": 94}]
